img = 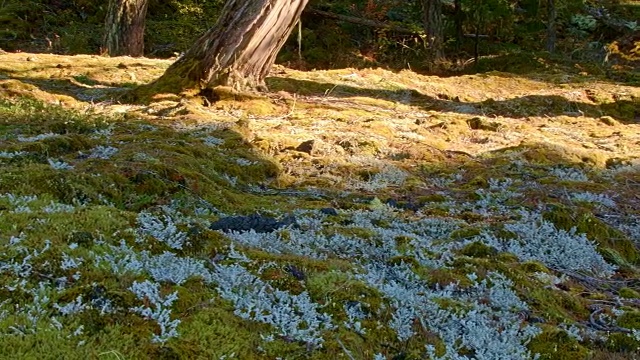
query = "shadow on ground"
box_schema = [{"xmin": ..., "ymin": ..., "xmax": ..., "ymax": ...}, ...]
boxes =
[
  {"xmin": 1, "ymin": 62, "xmax": 638, "ymax": 124},
  {"xmin": 267, "ymin": 77, "xmax": 640, "ymax": 124}
]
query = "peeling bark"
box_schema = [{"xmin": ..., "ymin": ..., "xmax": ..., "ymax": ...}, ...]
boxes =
[
  {"xmin": 103, "ymin": 0, "xmax": 149, "ymax": 57},
  {"xmin": 422, "ymin": 0, "xmax": 445, "ymax": 62},
  {"xmin": 141, "ymin": 0, "xmax": 309, "ymax": 96}
]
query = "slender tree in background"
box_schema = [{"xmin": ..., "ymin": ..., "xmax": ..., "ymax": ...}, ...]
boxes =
[
  {"xmin": 137, "ymin": 0, "xmax": 309, "ymax": 97},
  {"xmin": 422, "ymin": 0, "xmax": 445, "ymax": 63},
  {"xmin": 103, "ymin": 0, "xmax": 149, "ymax": 57},
  {"xmin": 454, "ymin": 0, "xmax": 463, "ymax": 50},
  {"xmin": 546, "ymin": 0, "xmax": 557, "ymax": 53}
]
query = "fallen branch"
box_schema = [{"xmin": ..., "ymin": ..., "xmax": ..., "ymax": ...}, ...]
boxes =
[
  {"xmin": 305, "ymin": 8, "xmax": 422, "ymax": 36},
  {"xmin": 588, "ymin": 307, "xmax": 633, "ymax": 334},
  {"xmin": 464, "ymin": 33, "xmax": 489, "ymax": 39}
]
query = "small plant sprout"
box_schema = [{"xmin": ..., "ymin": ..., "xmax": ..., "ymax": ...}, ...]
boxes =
[
  {"xmin": 42, "ymin": 201, "xmax": 76, "ymax": 213},
  {"xmin": 48, "ymin": 158, "xmax": 74, "ymax": 170},
  {"xmin": 0, "ymin": 150, "xmax": 27, "ymax": 159},
  {"xmin": 87, "ymin": 145, "xmax": 119, "ymax": 159},
  {"xmin": 570, "ymin": 191, "xmax": 617, "ymax": 208},
  {"xmin": 17, "ymin": 132, "xmax": 59, "ymax": 142},
  {"xmin": 137, "ymin": 212, "xmax": 187, "ymax": 249},
  {"xmin": 129, "ymin": 280, "xmax": 181, "ymax": 344},
  {"xmin": 203, "ymin": 136, "xmax": 224, "ymax": 146},
  {"xmin": 235, "ymin": 158, "xmax": 257, "ymax": 166},
  {"xmin": 549, "ymin": 167, "xmax": 589, "ymax": 182}
]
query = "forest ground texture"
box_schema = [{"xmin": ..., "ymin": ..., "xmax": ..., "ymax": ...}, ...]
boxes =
[{"xmin": 0, "ymin": 52, "xmax": 639, "ymax": 359}]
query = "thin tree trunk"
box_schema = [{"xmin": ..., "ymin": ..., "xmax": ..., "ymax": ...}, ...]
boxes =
[
  {"xmin": 137, "ymin": 0, "xmax": 309, "ymax": 98},
  {"xmin": 546, "ymin": 0, "xmax": 556, "ymax": 53},
  {"xmin": 103, "ymin": 0, "xmax": 149, "ymax": 57},
  {"xmin": 422, "ymin": 0, "xmax": 445, "ymax": 62}
]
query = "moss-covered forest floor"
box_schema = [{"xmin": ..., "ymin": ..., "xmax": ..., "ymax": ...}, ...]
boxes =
[{"xmin": 0, "ymin": 52, "xmax": 639, "ymax": 359}]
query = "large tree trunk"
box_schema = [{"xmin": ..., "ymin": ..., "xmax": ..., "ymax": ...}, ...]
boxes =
[
  {"xmin": 103, "ymin": 0, "xmax": 149, "ymax": 57},
  {"xmin": 138, "ymin": 0, "xmax": 309, "ymax": 98},
  {"xmin": 422, "ymin": 0, "xmax": 445, "ymax": 63}
]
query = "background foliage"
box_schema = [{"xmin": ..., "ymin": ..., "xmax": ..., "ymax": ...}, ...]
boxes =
[{"xmin": 0, "ymin": 0, "xmax": 638, "ymax": 73}]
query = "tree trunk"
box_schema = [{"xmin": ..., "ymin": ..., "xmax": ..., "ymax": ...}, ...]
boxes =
[
  {"xmin": 546, "ymin": 0, "xmax": 556, "ymax": 53},
  {"xmin": 139, "ymin": 0, "xmax": 309, "ymax": 97},
  {"xmin": 103, "ymin": 0, "xmax": 149, "ymax": 57},
  {"xmin": 422, "ymin": 0, "xmax": 445, "ymax": 63}
]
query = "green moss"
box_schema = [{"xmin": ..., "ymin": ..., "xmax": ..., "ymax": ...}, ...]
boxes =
[
  {"xmin": 459, "ymin": 211, "xmax": 486, "ymax": 223},
  {"xmin": 468, "ymin": 176, "xmax": 488, "ymax": 188},
  {"xmin": 387, "ymin": 255, "xmax": 420, "ymax": 267},
  {"xmin": 417, "ymin": 194, "xmax": 448, "ymax": 203},
  {"xmin": 330, "ymin": 226, "xmax": 376, "ymax": 241},
  {"xmin": 520, "ymin": 261, "xmax": 549, "ymax": 273},
  {"xmin": 606, "ymin": 333, "xmax": 640, "ymax": 353},
  {"xmin": 1, "ymin": 41, "xmax": 639, "ymax": 358},
  {"xmin": 618, "ymin": 287, "xmax": 640, "ymax": 299},
  {"xmin": 528, "ymin": 326, "xmax": 591, "ymax": 359},
  {"xmin": 450, "ymin": 227, "xmax": 482, "ymax": 240},
  {"xmin": 460, "ymin": 241, "xmax": 498, "ymax": 258},
  {"xmin": 306, "ymin": 271, "xmax": 384, "ymax": 316},
  {"xmin": 496, "ymin": 252, "xmax": 520, "ymax": 263},
  {"xmin": 426, "ymin": 268, "xmax": 474, "ymax": 289},
  {"xmin": 171, "ymin": 306, "xmax": 271, "ymax": 358},
  {"xmin": 616, "ymin": 310, "xmax": 640, "ymax": 329}
]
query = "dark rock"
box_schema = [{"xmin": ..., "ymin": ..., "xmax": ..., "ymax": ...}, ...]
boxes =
[
  {"xmin": 296, "ymin": 140, "xmax": 315, "ymax": 154},
  {"xmin": 320, "ymin": 207, "xmax": 338, "ymax": 216},
  {"xmin": 466, "ymin": 117, "xmax": 500, "ymax": 131},
  {"xmin": 385, "ymin": 198, "xmax": 421, "ymax": 211},
  {"xmin": 386, "ymin": 198, "xmax": 399, "ymax": 208},
  {"xmin": 210, "ymin": 213, "xmax": 297, "ymax": 233}
]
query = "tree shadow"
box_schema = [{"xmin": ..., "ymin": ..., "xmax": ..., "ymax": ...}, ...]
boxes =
[
  {"xmin": 2, "ymin": 64, "xmax": 638, "ymax": 124},
  {"xmin": 1, "ymin": 73, "xmax": 133, "ymax": 102},
  {"xmin": 266, "ymin": 77, "xmax": 640, "ymax": 124}
]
